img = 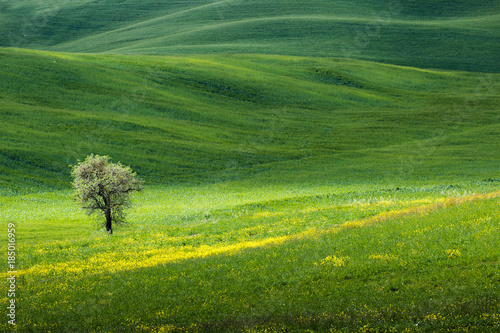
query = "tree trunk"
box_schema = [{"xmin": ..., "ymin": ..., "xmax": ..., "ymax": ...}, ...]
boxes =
[{"xmin": 105, "ymin": 208, "xmax": 113, "ymax": 235}]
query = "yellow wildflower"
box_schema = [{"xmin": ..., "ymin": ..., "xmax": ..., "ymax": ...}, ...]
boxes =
[
  {"xmin": 446, "ymin": 249, "xmax": 461, "ymax": 259},
  {"xmin": 316, "ymin": 255, "xmax": 349, "ymax": 267}
]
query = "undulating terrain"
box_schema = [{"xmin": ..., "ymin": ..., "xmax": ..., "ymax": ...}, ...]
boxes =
[{"xmin": 0, "ymin": 0, "xmax": 499, "ymax": 332}]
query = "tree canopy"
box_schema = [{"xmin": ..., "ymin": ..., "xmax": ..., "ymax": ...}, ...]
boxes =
[{"xmin": 71, "ymin": 154, "xmax": 143, "ymax": 234}]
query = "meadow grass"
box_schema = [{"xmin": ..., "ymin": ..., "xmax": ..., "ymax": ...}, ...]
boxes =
[{"xmin": 1, "ymin": 183, "xmax": 499, "ymax": 332}]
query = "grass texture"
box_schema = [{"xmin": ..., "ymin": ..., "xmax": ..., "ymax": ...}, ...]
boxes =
[
  {"xmin": 1, "ymin": 184, "xmax": 499, "ymax": 332},
  {"xmin": 1, "ymin": 48, "xmax": 499, "ymax": 194},
  {"xmin": 0, "ymin": 0, "xmax": 499, "ymax": 72}
]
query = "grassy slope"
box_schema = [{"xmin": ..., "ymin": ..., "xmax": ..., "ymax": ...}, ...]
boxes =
[
  {"xmin": 0, "ymin": 1, "xmax": 499, "ymax": 331},
  {"xmin": 1, "ymin": 48, "xmax": 499, "ymax": 194},
  {"xmin": 1, "ymin": 0, "xmax": 499, "ymax": 72}
]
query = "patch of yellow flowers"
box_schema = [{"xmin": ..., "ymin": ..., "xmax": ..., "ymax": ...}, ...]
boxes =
[
  {"xmin": 3, "ymin": 190, "xmax": 498, "ymax": 281},
  {"xmin": 446, "ymin": 249, "xmax": 461, "ymax": 259},
  {"xmin": 315, "ymin": 255, "xmax": 350, "ymax": 267}
]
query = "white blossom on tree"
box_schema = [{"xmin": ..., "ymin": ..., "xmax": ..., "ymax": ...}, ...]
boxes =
[{"xmin": 71, "ymin": 154, "xmax": 143, "ymax": 234}]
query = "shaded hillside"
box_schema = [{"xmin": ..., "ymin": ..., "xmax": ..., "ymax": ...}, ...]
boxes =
[{"xmin": 0, "ymin": 0, "xmax": 499, "ymax": 71}]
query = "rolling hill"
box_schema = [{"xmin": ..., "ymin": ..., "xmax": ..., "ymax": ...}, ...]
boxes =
[
  {"xmin": 0, "ymin": 0, "xmax": 499, "ymax": 72},
  {"xmin": 1, "ymin": 48, "xmax": 499, "ymax": 194},
  {"xmin": 0, "ymin": 1, "xmax": 499, "ymax": 193},
  {"xmin": 1, "ymin": 1, "xmax": 500, "ymax": 332}
]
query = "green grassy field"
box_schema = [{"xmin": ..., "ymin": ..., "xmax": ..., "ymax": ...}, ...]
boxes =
[
  {"xmin": 1, "ymin": 0, "xmax": 499, "ymax": 72},
  {"xmin": 0, "ymin": 48, "xmax": 498, "ymax": 331},
  {"xmin": 1, "ymin": 184, "xmax": 500, "ymax": 332},
  {"xmin": 1, "ymin": 0, "xmax": 500, "ymax": 331},
  {"xmin": 1, "ymin": 48, "xmax": 499, "ymax": 194}
]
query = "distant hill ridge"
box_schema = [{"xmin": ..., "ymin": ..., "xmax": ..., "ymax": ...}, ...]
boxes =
[{"xmin": 1, "ymin": 0, "xmax": 499, "ymax": 72}]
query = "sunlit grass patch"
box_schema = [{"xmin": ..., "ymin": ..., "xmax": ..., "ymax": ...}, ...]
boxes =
[
  {"xmin": 4, "ymin": 188, "xmax": 499, "ymax": 278},
  {"xmin": 1, "ymin": 184, "xmax": 499, "ymax": 332}
]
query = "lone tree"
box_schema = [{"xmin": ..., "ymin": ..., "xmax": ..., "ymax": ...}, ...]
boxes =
[{"xmin": 71, "ymin": 154, "xmax": 143, "ymax": 234}]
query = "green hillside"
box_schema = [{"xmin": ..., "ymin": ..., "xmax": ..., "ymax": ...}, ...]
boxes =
[
  {"xmin": 1, "ymin": 0, "xmax": 499, "ymax": 72},
  {"xmin": 1, "ymin": 1, "xmax": 500, "ymax": 332},
  {"xmin": 1, "ymin": 48, "xmax": 499, "ymax": 194}
]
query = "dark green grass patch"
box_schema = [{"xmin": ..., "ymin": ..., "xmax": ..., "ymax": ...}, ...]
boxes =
[{"xmin": 1, "ymin": 0, "xmax": 499, "ymax": 72}]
